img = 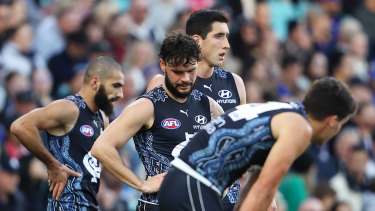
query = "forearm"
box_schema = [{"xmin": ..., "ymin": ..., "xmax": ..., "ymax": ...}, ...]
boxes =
[
  {"xmin": 239, "ymin": 185, "xmax": 276, "ymax": 211},
  {"xmin": 92, "ymin": 144, "xmax": 144, "ymax": 191}
]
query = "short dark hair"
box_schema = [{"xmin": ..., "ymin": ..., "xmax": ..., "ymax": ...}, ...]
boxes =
[
  {"xmin": 159, "ymin": 32, "xmax": 201, "ymax": 67},
  {"xmin": 302, "ymin": 77, "xmax": 357, "ymax": 121},
  {"xmin": 84, "ymin": 56, "xmax": 122, "ymax": 83},
  {"xmin": 328, "ymin": 50, "xmax": 346, "ymax": 75},
  {"xmin": 281, "ymin": 55, "xmax": 300, "ymax": 69},
  {"xmin": 186, "ymin": 9, "xmax": 228, "ymax": 39}
]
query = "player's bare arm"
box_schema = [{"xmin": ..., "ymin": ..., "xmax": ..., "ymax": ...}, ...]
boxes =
[
  {"xmin": 232, "ymin": 73, "xmax": 246, "ymax": 105},
  {"xmin": 10, "ymin": 100, "xmax": 82, "ymax": 200},
  {"xmin": 239, "ymin": 112, "xmax": 312, "ymax": 211},
  {"xmin": 208, "ymin": 96, "xmax": 224, "ymax": 119},
  {"xmin": 146, "ymin": 74, "xmax": 164, "ymax": 92},
  {"xmin": 92, "ymin": 98, "xmax": 166, "ymax": 193}
]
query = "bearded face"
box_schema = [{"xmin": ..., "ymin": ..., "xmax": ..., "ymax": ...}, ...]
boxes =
[
  {"xmin": 164, "ymin": 71, "xmax": 195, "ymax": 99},
  {"xmin": 94, "ymin": 85, "xmax": 118, "ymax": 116}
]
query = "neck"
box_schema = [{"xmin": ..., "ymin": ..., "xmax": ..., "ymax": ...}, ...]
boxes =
[
  {"xmin": 162, "ymin": 83, "xmax": 188, "ymax": 103},
  {"xmin": 198, "ymin": 60, "xmax": 215, "ymax": 78},
  {"xmin": 78, "ymin": 87, "xmax": 99, "ymax": 113},
  {"xmin": 306, "ymin": 114, "xmax": 325, "ymax": 145}
]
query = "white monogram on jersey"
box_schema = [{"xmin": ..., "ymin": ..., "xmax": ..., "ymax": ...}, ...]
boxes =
[{"xmin": 83, "ymin": 151, "xmax": 101, "ymax": 183}]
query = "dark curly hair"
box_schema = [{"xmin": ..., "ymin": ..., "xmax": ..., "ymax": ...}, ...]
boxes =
[
  {"xmin": 186, "ymin": 9, "xmax": 228, "ymax": 39},
  {"xmin": 302, "ymin": 77, "xmax": 357, "ymax": 121},
  {"xmin": 159, "ymin": 32, "xmax": 201, "ymax": 67}
]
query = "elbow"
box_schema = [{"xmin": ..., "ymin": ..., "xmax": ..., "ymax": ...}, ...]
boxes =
[
  {"xmin": 91, "ymin": 143, "xmax": 101, "ymax": 160},
  {"xmin": 91, "ymin": 140, "xmax": 106, "ymax": 161},
  {"xmin": 10, "ymin": 119, "xmax": 22, "ymax": 137}
]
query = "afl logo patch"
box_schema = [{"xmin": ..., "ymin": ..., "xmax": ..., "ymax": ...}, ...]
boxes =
[
  {"xmin": 218, "ymin": 90, "xmax": 232, "ymax": 98},
  {"xmin": 161, "ymin": 118, "xmax": 181, "ymax": 129},
  {"xmin": 80, "ymin": 125, "xmax": 94, "ymax": 137}
]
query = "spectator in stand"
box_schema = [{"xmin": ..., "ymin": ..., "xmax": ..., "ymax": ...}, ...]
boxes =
[
  {"xmin": 48, "ymin": 30, "xmax": 89, "ymax": 98},
  {"xmin": 33, "ymin": 0, "xmax": 83, "ymax": 61},
  {"xmin": 0, "ymin": 149, "xmax": 26, "ymax": 211},
  {"xmin": 0, "ymin": 22, "xmax": 47, "ymax": 77}
]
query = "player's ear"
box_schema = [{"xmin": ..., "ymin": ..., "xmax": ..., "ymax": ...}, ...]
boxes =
[
  {"xmin": 91, "ymin": 76, "xmax": 100, "ymax": 91},
  {"xmin": 160, "ymin": 59, "xmax": 166, "ymax": 73},
  {"xmin": 192, "ymin": 34, "xmax": 202, "ymax": 45},
  {"xmin": 327, "ymin": 115, "xmax": 338, "ymax": 126}
]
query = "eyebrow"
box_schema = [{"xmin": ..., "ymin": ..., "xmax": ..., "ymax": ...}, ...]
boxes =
[
  {"xmin": 113, "ymin": 82, "xmax": 123, "ymax": 87},
  {"xmin": 172, "ymin": 66, "xmax": 196, "ymax": 73},
  {"xmin": 214, "ymin": 32, "xmax": 229, "ymax": 37}
]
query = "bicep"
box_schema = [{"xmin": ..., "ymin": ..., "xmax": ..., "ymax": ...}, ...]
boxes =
[
  {"xmin": 17, "ymin": 100, "xmax": 78, "ymax": 131},
  {"xmin": 96, "ymin": 99, "xmax": 154, "ymax": 149}
]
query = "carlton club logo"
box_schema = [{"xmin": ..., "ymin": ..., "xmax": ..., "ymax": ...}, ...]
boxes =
[
  {"xmin": 161, "ymin": 118, "xmax": 181, "ymax": 129},
  {"xmin": 80, "ymin": 125, "xmax": 94, "ymax": 137},
  {"xmin": 218, "ymin": 90, "xmax": 232, "ymax": 99}
]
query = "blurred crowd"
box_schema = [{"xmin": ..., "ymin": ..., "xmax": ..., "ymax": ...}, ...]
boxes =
[{"xmin": 0, "ymin": 0, "xmax": 375, "ymax": 210}]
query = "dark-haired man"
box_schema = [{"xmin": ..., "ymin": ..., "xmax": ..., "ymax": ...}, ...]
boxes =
[
  {"xmin": 92, "ymin": 32, "xmax": 224, "ymax": 211},
  {"xmin": 147, "ymin": 9, "xmax": 246, "ymax": 208},
  {"xmin": 11, "ymin": 56, "xmax": 124, "ymax": 210},
  {"xmin": 158, "ymin": 77, "xmax": 357, "ymax": 211}
]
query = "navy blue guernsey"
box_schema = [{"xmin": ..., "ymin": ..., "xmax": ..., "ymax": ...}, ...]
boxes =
[
  {"xmin": 44, "ymin": 94, "xmax": 103, "ymax": 209},
  {"xmin": 133, "ymin": 85, "xmax": 211, "ymax": 204},
  {"xmin": 194, "ymin": 67, "xmax": 240, "ymax": 111},
  {"xmin": 176, "ymin": 101, "xmax": 307, "ymax": 194}
]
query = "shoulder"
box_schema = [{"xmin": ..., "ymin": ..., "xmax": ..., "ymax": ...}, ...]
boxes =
[
  {"xmin": 130, "ymin": 97, "xmax": 155, "ymax": 110},
  {"xmin": 146, "ymin": 74, "xmax": 164, "ymax": 92},
  {"xmin": 140, "ymin": 86, "xmax": 169, "ymax": 104},
  {"xmin": 45, "ymin": 99, "xmax": 80, "ymax": 122},
  {"xmin": 272, "ymin": 112, "xmax": 312, "ymax": 141},
  {"xmin": 47, "ymin": 99, "xmax": 79, "ymax": 114},
  {"xmin": 231, "ymin": 72, "xmax": 245, "ymax": 88},
  {"xmin": 208, "ymin": 96, "xmax": 224, "ymax": 118},
  {"xmin": 231, "ymin": 72, "xmax": 246, "ymax": 104}
]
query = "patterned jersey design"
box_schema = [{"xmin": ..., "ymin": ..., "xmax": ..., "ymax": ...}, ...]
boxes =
[
  {"xmin": 194, "ymin": 67, "xmax": 240, "ymax": 112},
  {"xmin": 133, "ymin": 85, "xmax": 211, "ymax": 204},
  {"xmin": 179, "ymin": 102, "xmax": 307, "ymax": 193},
  {"xmin": 45, "ymin": 94, "xmax": 104, "ymax": 209}
]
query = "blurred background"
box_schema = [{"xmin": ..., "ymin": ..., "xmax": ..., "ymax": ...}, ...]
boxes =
[{"xmin": 0, "ymin": 0, "xmax": 375, "ymax": 210}]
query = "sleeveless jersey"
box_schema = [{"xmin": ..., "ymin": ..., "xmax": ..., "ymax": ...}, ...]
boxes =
[
  {"xmin": 177, "ymin": 101, "xmax": 307, "ymax": 194},
  {"xmin": 44, "ymin": 94, "xmax": 103, "ymax": 209},
  {"xmin": 194, "ymin": 67, "xmax": 240, "ymax": 111},
  {"xmin": 133, "ymin": 85, "xmax": 211, "ymax": 204},
  {"xmin": 194, "ymin": 67, "xmax": 241, "ymax": 205}
]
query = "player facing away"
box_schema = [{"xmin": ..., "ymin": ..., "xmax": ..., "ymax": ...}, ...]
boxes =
[
  {"xmin": 91, "ymin": 32, "xmax": 224, "ymax": 211},
  {"xmin": 158, "ymin": 77, "xmax": 357, "ymax": 211},
  {"xmin": 10, "ymin": 56, "xmax": 124, "ymax": 210}
]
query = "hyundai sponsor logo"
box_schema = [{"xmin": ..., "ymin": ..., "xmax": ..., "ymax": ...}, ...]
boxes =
[
  {"xmin": 218, "ymin": 90, "xmax": 232, "ymax": 98},
  {"xmin": 195, "ymin": 115, "xmax": 207, "ymax": 124}
]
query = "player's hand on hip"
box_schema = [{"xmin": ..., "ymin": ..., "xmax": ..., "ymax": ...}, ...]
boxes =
[
  {"xmin": 47, "ymin": 163, "xmax": 82, "ymax": 200},
  {"xmin": 141, "ymin": 172, "xmax": 167, "ymax": 194}
]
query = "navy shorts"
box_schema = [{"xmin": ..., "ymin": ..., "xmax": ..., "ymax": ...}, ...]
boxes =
[{"xmin": 158, "ymin": 167, "xmax": 224, "ymax": 211}]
